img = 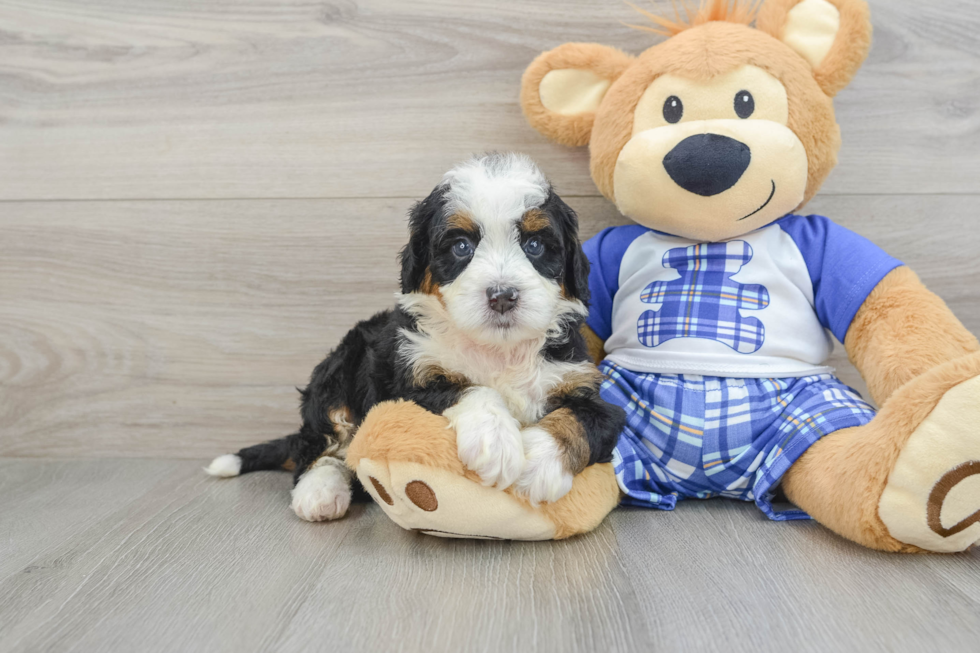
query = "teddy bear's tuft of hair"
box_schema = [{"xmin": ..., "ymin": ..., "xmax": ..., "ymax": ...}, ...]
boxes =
[{"xmin": 624, "ymin": 0, "xmax": 762, "ymax": 37}]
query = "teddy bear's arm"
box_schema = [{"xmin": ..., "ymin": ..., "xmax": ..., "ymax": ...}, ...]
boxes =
[{"xmin": 844, "ymin": 266, "xmax": 979, "ymax": 406}]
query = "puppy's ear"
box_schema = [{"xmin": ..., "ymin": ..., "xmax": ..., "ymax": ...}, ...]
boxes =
[
  {"xmin": 757, "ymin": 0, "xmax": 872, "ymax": 97},
  {"xmin": 566, "ymin": 237, "xmax": 592, "ymax": 308},
  {"xmin": 400, "ymin": 186, "xmax": 443, "ymax": 293},
  {"xmin": 521, "ymin": 43, "xmax": 634, "ymax": 147},
  {"xmin": 548, "ymin": 192, "xmax": 591, "ymax": 306}
]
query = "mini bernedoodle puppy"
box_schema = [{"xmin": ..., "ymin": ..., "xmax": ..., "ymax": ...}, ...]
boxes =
[{"xmin": 206, "ymin": 153, "xmax": 625, "ymax": 522}]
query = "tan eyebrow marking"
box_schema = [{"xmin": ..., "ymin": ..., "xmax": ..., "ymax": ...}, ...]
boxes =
[
  {"xmin": 520, "ymin": 208, "xmax": 550, "ymax": 232},
  {"xmin": 447, "ymin": 212, "xmax": 478, "ymax": 232}
]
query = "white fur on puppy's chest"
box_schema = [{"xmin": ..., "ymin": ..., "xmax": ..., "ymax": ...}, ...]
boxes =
[
  {"xmin": 454, "ymin": 344, "xmax": 586, "ymax": 424},
  {"xmin": 398, "ymin": 306, "xmax": 593, "ymax": 424},
  {"xmin": 488, "ymin": 357, "xmax": 587, "ymax": 425}
]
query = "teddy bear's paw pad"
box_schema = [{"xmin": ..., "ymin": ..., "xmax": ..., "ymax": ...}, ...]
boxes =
[
  {"xmin": 879, "ymin": 374, "xmax": 980, "ymax": 552},
  {"xmin": 356, "ymin": 459, "xmax": 556, "ymax": 540},
  {"xmin": 290, "ymin": 464, "xmax": 351, "ymax": 522},
  {"xmin": 403, "ymin": 480, "xmax": 438, "ymax": 511},
  {"xmin": 367, "ymin": 476, "xmax": 394, "ymax": 505}
]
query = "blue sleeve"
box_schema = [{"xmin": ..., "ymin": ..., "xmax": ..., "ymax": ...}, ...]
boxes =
[
  {"xmin": 582, "ymin": 225, "xmax": 649, "ymax": 340},
  {"xmin": 778, "ymin": 214, "xmax": 903, "ymax": 342}
]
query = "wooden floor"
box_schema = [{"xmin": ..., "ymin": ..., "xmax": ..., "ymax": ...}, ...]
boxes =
[
  {"xmin": 1, "ymin": 458, "xmax": 978, "ymax": 653},
  {"xmin": 3, "ymin": 0, "xmax": 980, "ymax": 651}
]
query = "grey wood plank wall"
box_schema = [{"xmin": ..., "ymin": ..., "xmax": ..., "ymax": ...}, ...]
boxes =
[{"xmin": 2, "ymin": 0, "xmax": 979, "ymax": 458}]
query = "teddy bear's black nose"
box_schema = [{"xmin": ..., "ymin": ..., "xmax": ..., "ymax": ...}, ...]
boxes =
[{"xmin": 663, "ymin": 134, "xmax": 752, "ymax": 197}]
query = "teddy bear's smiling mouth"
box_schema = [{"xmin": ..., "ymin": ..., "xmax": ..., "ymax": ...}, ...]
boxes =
[{"xmin": 738, "ymin": 180, "xmax": 777, "ymax": 221}]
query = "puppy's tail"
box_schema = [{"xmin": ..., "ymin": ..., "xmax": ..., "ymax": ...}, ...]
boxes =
[{"xmin": 204, "ymin": 435, "xmax": 295, "ymax": 478}]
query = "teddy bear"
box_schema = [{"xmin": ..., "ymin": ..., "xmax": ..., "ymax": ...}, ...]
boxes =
[{"xmin": 348, "ymin": 0, "xmax": 980, "ymax": 552}]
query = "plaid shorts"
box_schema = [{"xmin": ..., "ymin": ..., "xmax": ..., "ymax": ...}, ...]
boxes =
[{"xmin": 599, "ymin": 361, "xmax": 876, "ymax": 521}]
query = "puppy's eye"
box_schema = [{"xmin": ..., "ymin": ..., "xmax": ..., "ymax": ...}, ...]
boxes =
[
  {"xmin": 452, "ymin": 239, "xmax": 473, "ymax": 258},
  {"xmin": 663, "ymin": 96, "xmax": 683, "ymax": 124},
  {"xmin": 735, "ymin": 90, "xmax": 755, "ymax": 119},
  {"xmin": 523, "ymin": 237, "xmax": 544, "ymax": 257}
]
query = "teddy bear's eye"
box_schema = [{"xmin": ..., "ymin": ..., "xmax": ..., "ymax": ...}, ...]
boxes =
[
  {"xmin": 663, "ymin": 96, "xmax": 683, "ymax": 124},
  {"xmin": 735, "ymin": 90, "xmax": 755, "ymax": 119}
]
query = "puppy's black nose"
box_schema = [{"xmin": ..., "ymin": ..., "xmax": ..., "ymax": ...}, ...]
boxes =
[
  {"xmin": 663, "ymin": 134, "xmax": 751, "ymax": 197},
  {"xmin": 487, "ymin": 286, "xmax": 519, "ymax": 314}
]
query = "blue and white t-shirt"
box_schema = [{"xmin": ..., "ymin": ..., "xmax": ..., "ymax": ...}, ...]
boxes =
[{"xmin": 583, "ymin": 215, "xmax": 903, "ymax": 378}]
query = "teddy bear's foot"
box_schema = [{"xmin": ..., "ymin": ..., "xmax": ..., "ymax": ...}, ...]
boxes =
[
  {"xmin": 357, "ymin": 458, "xmax": 559, "ymax": 540},
  {"xmin": 783, "ymin": 353, "xmax": 980, "ymax": 553},
  {"xmin": 879, "ymin": 373, "xmax": 980, "ymax": 552},
  {"xmin": 345, "ymin": 400, "xmax": 621, "ymax": 540}
]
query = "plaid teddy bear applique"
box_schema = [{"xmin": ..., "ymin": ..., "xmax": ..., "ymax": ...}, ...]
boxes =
[{"xmin": 636, "ymin": 241, "xmax": 770, "ymax": 354}]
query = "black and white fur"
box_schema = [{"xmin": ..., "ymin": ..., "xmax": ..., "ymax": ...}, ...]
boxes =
[{"xmin": 206, "ymin": 153, "xmax": 625, "ymax": 521}]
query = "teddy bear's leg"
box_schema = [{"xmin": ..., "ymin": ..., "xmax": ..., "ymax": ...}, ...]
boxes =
[
  {"xmin": 781, "ymin": 352, "xmax": 980, "ymax": 553},
  {"xmin": 345, "ymin": 400, "xmax": 621, "ymax": 540}
]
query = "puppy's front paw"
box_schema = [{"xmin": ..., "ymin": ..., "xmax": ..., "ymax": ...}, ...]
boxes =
[
  {"xmin": 291, "ymin": 461, "xmax": 351, "ymax": 522},
  {"xmin": 444, "ymin": 387, "xmax": 525, "ymax": 490},
  {"xmin": 516, "ymin": 426, "xmax": 574, "ymax": 505}
]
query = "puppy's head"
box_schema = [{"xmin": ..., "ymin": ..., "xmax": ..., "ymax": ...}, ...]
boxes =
[{"xmin": 400, "ymin": 153, "xmax": 589, "ymax": 345}]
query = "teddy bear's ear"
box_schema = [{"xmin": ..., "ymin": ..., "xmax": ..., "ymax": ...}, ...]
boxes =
[
  {"xmin": 757, "ymin": 0, "xmax": 872, "ymax": 97},
  {"xmin": 521, "ymin": 43, "xmax": 634, "ymax": 147}
]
